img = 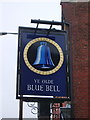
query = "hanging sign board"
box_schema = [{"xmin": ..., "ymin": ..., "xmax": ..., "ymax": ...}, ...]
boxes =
[{"xmin": 16, "ymin": 27, "xmax": 70, "ymax": 101}]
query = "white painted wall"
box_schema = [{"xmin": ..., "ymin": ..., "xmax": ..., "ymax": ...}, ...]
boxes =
[{"xmin": 61, "ymin": 0, "xmax": 89, "ymax": 2}]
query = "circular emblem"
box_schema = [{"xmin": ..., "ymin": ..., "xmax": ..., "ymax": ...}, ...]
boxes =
[{"xmin": 23, "ymin": 37, "xmax": 64, "ymax": 75}]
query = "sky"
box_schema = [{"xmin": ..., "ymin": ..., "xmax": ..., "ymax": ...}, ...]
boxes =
[{"xmin": 0, "ymin": 0, "xmax": 62, "ymax": 118}]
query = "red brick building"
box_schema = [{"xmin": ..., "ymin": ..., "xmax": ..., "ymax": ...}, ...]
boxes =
[{"xmin": 60, "ymin": 1, "xmax": 89, "ymax": 118}]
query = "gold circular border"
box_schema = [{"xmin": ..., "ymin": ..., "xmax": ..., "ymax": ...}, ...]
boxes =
[{"xmin": 23, "ymin": 37, "xmax": 64, "ymax": 75}]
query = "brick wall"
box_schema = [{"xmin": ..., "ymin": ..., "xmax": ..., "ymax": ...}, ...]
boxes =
[
  {"xmin": 89, "ymin": 2, "xmax": 90, "ymax": 119},
  {"xmin": 61, "ymin": 2, "xmax": 89, "ymax": 118}
]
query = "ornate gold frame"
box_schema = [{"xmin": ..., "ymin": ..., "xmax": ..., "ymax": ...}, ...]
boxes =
[{"xmin": 23, "ymin": 37, "xmax": 64, "ymax": 75}]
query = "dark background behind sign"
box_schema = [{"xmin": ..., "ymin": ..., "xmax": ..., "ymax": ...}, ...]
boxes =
[
  {"xmin": 18, "ymin": 27, "xmax": 68, "ymax": 97},
  {"xmin": 27, "ymin": 41, "xmax": 60, "ymax": 71}
]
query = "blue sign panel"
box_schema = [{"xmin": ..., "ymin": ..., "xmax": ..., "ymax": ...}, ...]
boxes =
[{"xmin": 17, "ymin": 27, "xmax": 69, "ymax": 99}]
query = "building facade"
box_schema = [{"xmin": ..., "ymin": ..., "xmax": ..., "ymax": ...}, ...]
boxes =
[{"xmin": 61, "ymin": 0, "xmax": 89, "ymax": 118}]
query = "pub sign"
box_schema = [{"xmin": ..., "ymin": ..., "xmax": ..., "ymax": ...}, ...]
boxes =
[{"xmin": 16, "ymin": 27, "xmax": 70, "ymax": 100}]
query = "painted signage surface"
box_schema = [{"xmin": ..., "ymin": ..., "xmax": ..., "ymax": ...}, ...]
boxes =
[{"xmin": 17, "ymin": 27, "xmax": 68, "ymax": 98}]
